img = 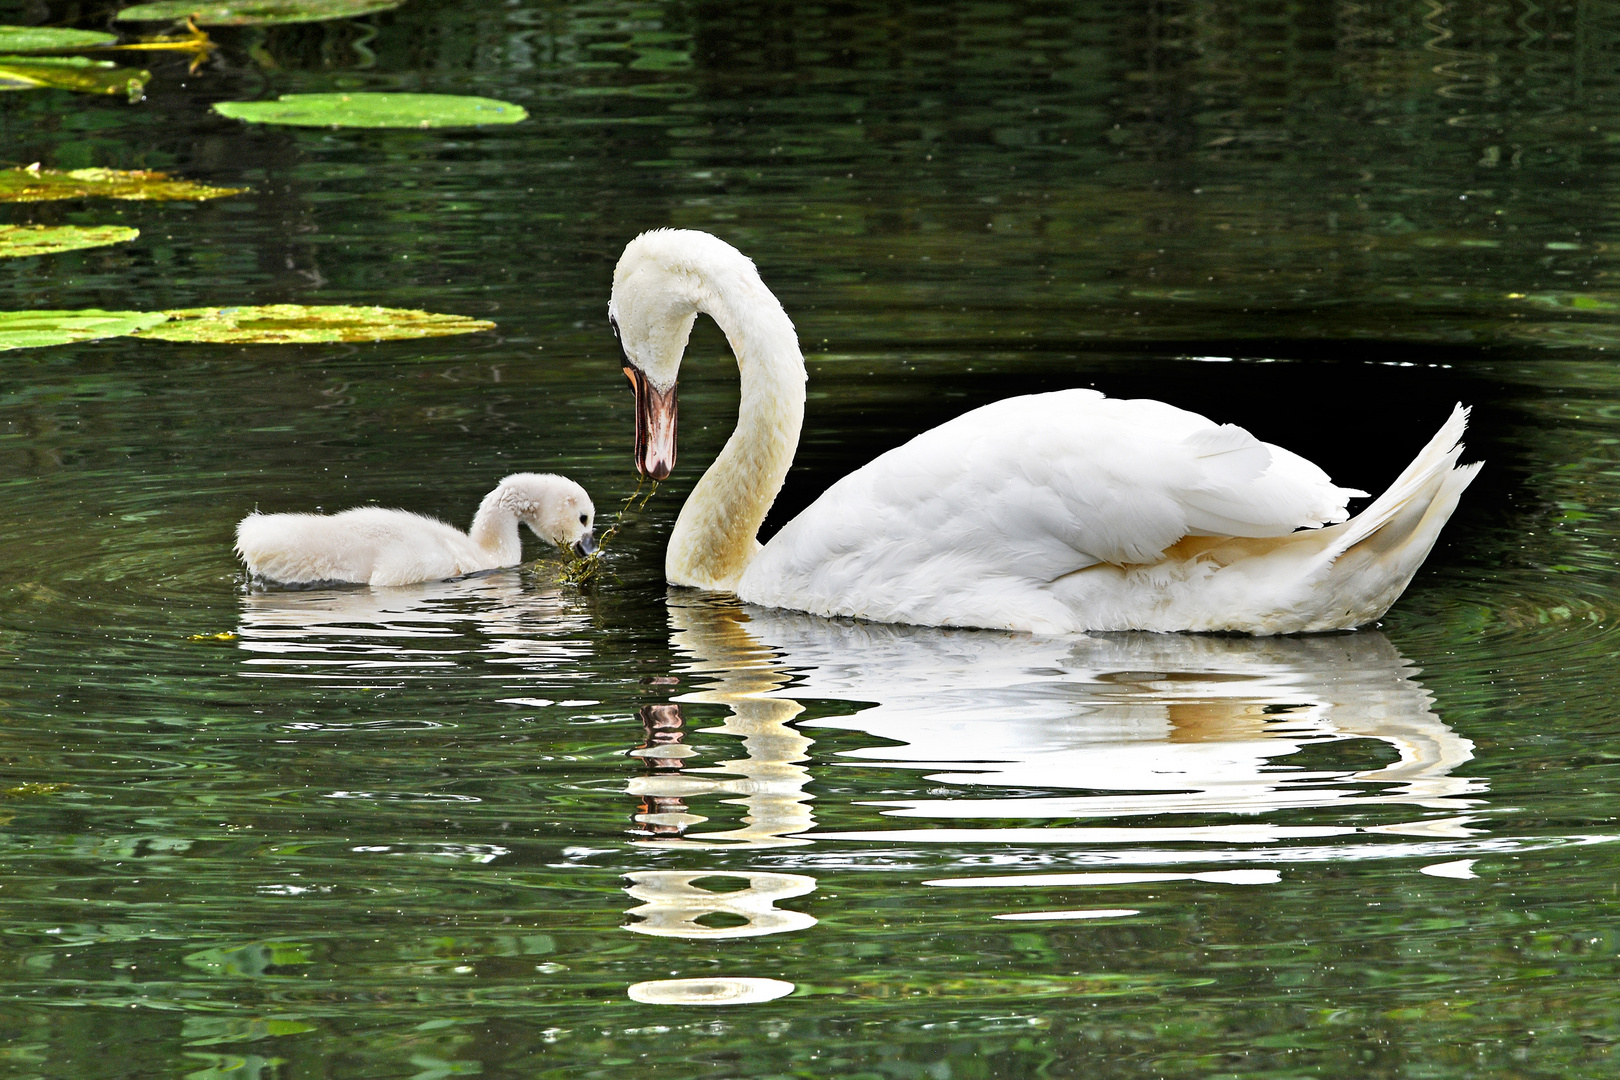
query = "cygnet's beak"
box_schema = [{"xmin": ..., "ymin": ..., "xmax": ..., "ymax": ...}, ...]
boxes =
[
  {"xmin": 625, "ymin": 365, "xmax": 676, "ymax": 480},
  {"xmin": 573, "ymin": 529, "xmax": 598, "ymax": 557}
]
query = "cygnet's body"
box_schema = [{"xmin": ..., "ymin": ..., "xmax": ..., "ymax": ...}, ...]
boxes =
[{"xmin": 236, "ymin": 472, "xmax": 596, "ymax": 587}]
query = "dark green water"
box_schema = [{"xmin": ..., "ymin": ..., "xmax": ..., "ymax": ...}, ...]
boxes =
[{"xmin": 4, "ymin": 1, "xmax": 1620, "ymax": 1076}]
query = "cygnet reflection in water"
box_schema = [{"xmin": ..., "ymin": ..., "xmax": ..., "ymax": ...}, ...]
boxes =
[{"xmin": 235, "ymin": 572, "xmax": 594, "ymax": 684}]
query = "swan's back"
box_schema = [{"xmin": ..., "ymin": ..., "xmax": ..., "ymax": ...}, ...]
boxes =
[
  {"xmin": 738, "ymin": 389, "xmax": 1465, "ymax": 634},
  {"xmin": 237, "ymin": 507, "xmax": 483, "ymax": 586}
]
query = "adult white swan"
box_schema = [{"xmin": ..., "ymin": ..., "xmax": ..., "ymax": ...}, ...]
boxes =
[
  {"xmin": 609, "ymin": 229, "xmax": 1480, "ymax": 634},
  {"xmin": 237, "ymin": 473, "xmax": 596, "ymax": 587}
]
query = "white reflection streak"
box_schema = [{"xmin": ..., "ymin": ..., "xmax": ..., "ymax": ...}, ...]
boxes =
[
  {"xmin": 622, "ymin": 870, "xmax": 817, "ymax": 938},
  {"xmin": 626, "ymin": 599, "xmax": 814, "ymax": 849}
]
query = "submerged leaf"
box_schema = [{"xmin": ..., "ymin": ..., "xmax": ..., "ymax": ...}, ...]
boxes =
[
  {"xmin": 214, "ymin": 92, "xmax": 527, "ymax": 129},
  {"xmin": 0, "ymin": 55, "xmax": 149, "ymax": 100},
  {"xmin": 0, "ymin": 309, "xmax": 169, "ymax": 351},
  {"xmin": 0, "ymin": 166, "xmax": 246, "ymax": 203},
  {"xmin": 0, "ymin": 25, "xmax": 120, "ymax": 51},
  {"xmin": 0, "ymin": 224, "xmax": 139, "ymax": 258},
  {"xmin": 133, "ymin": 304, "xmax": 496, "ymax": 344},
  {"xmin": 116, "ymin": 0, "xmax": 400, "ymax": 26}
]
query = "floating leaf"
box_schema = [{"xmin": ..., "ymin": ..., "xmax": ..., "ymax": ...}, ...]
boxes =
[
  {"xmin": 0, "ymin": 309, "xmax": 169, "ymax": 351},
  {"xmin": 116, "ymin": 0, "xmax": 400, "ymax": 26},
  {"xmin": 214, "ymin": 92, "xmax": 527, "ymax": 129},
  {"xmin": 134, "ymin": 304, "xmax": 496, "ymax": 344},
  {"xmin": 0, "ymin": 166, "xmax": 246, "ymax": 203},
  {"xmin": 0, "ymin": 25, "xmax": 120, "ymax": 51},
  {"xmin": 0, "ymin": 224, "xmax": 139, "ymax": 258},
  {"xmin": 0, "ymin": 55, "xmax": 149, "ymax": 100}
]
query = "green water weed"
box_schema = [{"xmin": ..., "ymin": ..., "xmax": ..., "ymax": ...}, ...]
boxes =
[{"xmin": 556, "ymin": 477, "xmax": 658, "ymax": 588}]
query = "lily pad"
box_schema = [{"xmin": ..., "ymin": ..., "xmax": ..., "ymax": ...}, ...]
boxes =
[
  {"xmin": 213, "ymin": 92, "xmax": 527, "ymax": 129},
  {"xmin": 133, "ymin": 304, "xmax": 496, "ymax": 344},
  {"xmin": 0, "ymin": 55, "xmax": 149, "ymax": 100},
  {"xmin": 0, "ymin": 26, "xmax": 121, "ymax": 51},
  {"xmin": 0, "ymin": 309, "xmax": 169, "ymax": 351},
  {"xmin": 0, "ymin": 224, "xmax": 139, "ymax": 258},
  {"xmin": 0, "ymin": 166, "xmax": 246, "ymax": 203},
  {"xmin": 115, "ymin": 0, "xmax": 400, "ymax": 26}
]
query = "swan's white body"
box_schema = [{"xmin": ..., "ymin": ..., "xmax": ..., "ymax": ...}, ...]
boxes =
[
  {"xmin": 610, "ymin": 229, "xmax": 1480, "ymax": 635},
  {"xmin": 236, "ymin": 472, "xmax": 595, "ymax": 587}
]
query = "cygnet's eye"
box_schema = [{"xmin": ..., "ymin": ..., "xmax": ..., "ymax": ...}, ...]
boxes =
[{"xmin": 579, "ymin": 513, "xmax": 588, "ymax": 525}]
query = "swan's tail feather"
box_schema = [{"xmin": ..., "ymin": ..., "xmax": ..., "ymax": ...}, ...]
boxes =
[
  {"xmin": 1306, "ymin": 403, "xmax": 1480, "ymax": 627},
  {"xmin": 1329, "ymin": 403, "xmax": 1471, "ymax": 556}
]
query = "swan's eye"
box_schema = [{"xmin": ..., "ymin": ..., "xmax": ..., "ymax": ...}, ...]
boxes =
[
  {"xmin": 609, "ymin": 314, "xmax": 622, "ymax": 344},
  {"xmin": 579, "ymin": 514, "xmax": 588, "ymax": 525}
]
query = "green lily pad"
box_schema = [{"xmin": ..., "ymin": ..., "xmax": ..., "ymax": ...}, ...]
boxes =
[
  {"xmin": 213, "ymin": 92, "xmax": 527, "ymax": 129},
  {"xmin": 132, "ymin": 304, "xmax": 497, "ymax": 344},
  {"xmin": 0, "ymin": 166, "xmax": 246, "ymax": 203},
  {"xmin": 0, "ymin": 224, "xmax": 139, "ymax": 258},
  {"xmin": 0, "ymin": 309, "xmax": 169, "ymax": 351},
  {"xmin": 0, "ymin": 26, "xmax": 121, "ymax": 52},
  {"xmin": 0, "ymin": 55, "xmax": 149, "ymax": 100},
  {"xmin": 116, "ymin": 0, "xmax": 400, "ymax": 26}
]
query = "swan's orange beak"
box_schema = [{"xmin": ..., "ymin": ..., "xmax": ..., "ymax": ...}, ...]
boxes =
[{"xmin": 626, "ymin": 366, "xmax": 677, "ymax": 480}]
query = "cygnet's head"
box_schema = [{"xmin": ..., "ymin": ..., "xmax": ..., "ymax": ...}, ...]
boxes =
[{"xmin": 498, "ymin": 473, "xmax": 597, "ymax": 556}]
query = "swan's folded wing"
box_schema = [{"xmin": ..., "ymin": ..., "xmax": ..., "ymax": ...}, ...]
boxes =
[
  {"xmin": 752, "ymin": 390, "xmax": 1366, "ymax": 595},
  {"xmin": 1178, "ymin": 422, "xmax": 1367, "ymax": 536}
]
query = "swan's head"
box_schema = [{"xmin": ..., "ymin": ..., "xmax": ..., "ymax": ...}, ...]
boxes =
[
  {"xmin": 498, "ymin": 473, "xmax": 597, "ymax": 555},
  {"xmin": 609, "ymin": 229, "xmax": 773, "ymax": 480}
]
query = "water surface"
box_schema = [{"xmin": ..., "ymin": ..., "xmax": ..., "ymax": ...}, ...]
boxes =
[{"xmin": 4, "ymin": 1, "xmax": 1620, "ymax": 1077}]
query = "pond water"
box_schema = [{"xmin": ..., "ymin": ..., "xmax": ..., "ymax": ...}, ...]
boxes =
[{"xmin": 4, "ymin": 0, "xmax": 1620, "ymax": 1076}]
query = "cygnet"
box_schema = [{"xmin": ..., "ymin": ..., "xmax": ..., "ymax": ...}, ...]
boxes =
[{"xmin": 236, "ymin": 472, "xmax": 596, "ymax": 586}]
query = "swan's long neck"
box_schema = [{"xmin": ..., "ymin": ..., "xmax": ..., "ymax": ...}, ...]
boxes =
[
  {"xmin": 665, "ymin": 278, "xmax": 806, "ymax": 591},
  {"xmin": 467, "ymin": 488, "xmax": 523, "ymax": 566}
]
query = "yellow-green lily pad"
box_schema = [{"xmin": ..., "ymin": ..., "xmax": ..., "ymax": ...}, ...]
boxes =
[
  {"xmin": 0, "ymin": 309, "xmax": 169, "ymax": 351},
  {"xmin": 0, "ymin": 55, "xmax": 149, "ymax": 100},
  {"xmin": 133, "ymin": 304, "xmax": 497, "ymax": 344},
  {"xmin": 0, "ymin": 224, "xmax": 139, "ymax": 258},
  {"xmin": 213, "ymin": 92, "xmax": 527, "ymax": 129},
  {"xmin": 0, "ymin": 26, "xmax": 120, "ymax": 51},
  {"xmin": 0, "ymin": 166, "xmax": 246, "ymax": 203},
  {"xmin": 116, "ymin": 0, "xmax": 400, "ymax": 26}
]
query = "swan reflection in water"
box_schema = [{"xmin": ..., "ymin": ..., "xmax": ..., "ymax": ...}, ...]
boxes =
[{"xmin": 637, "ymin": 596, "xmax": 1486, "ymax": 863}]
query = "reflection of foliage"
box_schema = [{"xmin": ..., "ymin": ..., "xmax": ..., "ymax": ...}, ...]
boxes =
[
  {"xmin": 134, "ymin": 303, "xmax": 497, "ymax": 343},
  {"xmin": 182, "ymin": 942, "xmax": 314, "ymax": 976},
  {"xmin": 214, "ymin": 92, "xmax": 528, "ymax": 128},
  {"xmin": 0, "ymin": 166, "xmax": 245, "ymax": 203},
  {"xmin": 116, "ymin": 0, "xmax": 401, "ymax": 27},
  {"xmin": 0, "ymin": 782, "xmax": 71, "ymax": 799},
  {"xmin": 0, "ymin": 55, "xmax": 149, "ymax": 100},
  {"xmin": 0, "ymin": 224, "xmax": 138, "ymax": 259}
]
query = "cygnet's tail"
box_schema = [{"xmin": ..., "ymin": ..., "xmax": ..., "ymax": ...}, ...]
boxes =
[{"xmin": 1305, "ymin": 404, "xmax": 1481, "ymax": 628}]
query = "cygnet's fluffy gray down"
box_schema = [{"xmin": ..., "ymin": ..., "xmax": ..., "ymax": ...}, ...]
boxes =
[{"xmin": 236, "ymin": 472, "xmax": 596, "ymax": 587}]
